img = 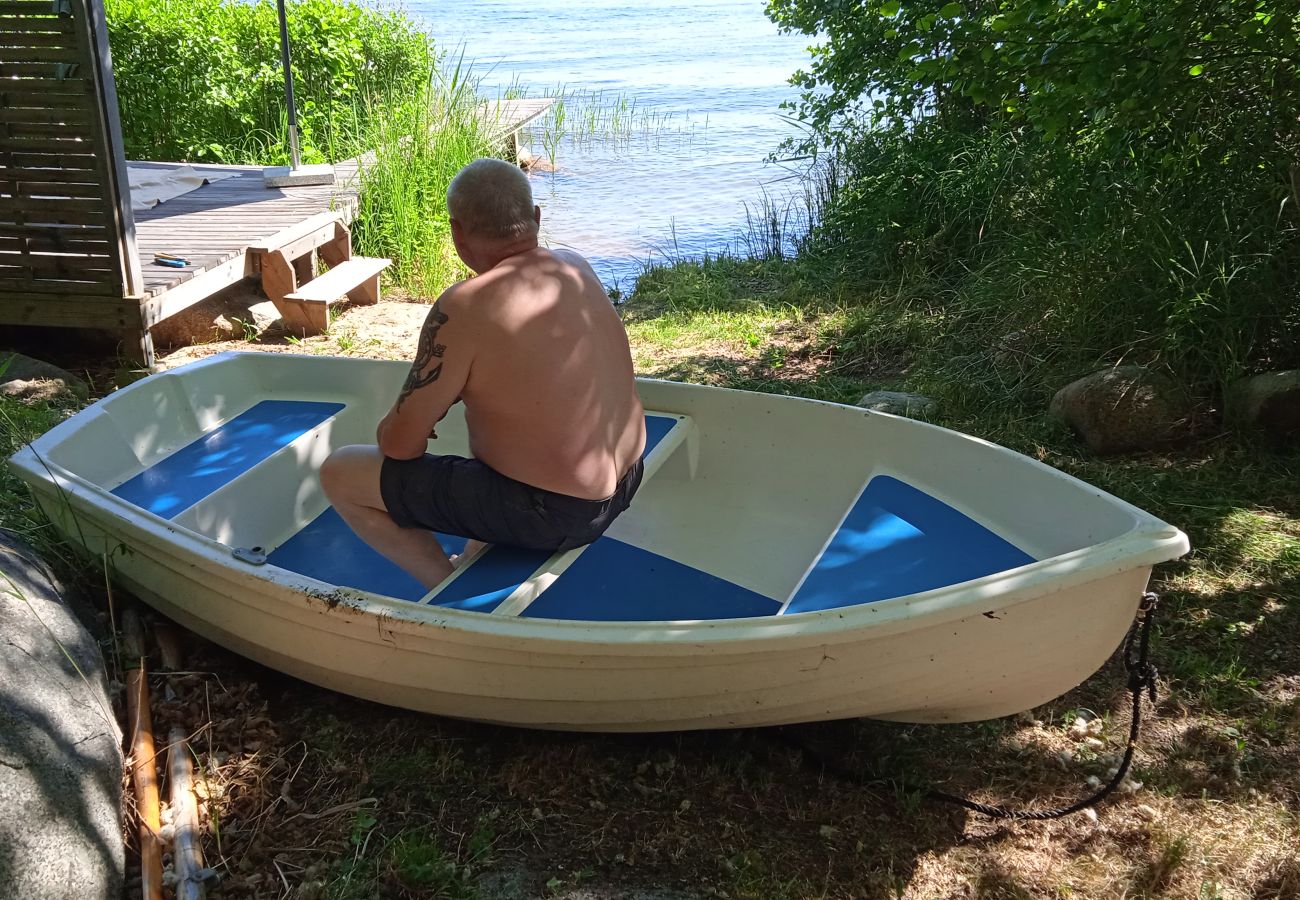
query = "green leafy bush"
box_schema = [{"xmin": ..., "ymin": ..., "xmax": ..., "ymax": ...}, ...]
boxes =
[
  {"xmin": 105, "ymin": 0, "xmax": 436, "ymax": 163},
  {"xmin": 767, "ymin": 0, "xmax": 1300, "ymax": 394},
  {"xmin": 105, "ymin": 0, "xmax": 503, "ymax": 298}
]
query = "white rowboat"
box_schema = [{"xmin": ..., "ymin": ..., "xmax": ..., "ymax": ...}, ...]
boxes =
[{"xmin": 9, "ymin": 351, "xmax": 1189, "ymax": 731}]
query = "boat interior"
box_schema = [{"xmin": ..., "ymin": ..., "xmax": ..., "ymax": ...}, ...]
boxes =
[{"xmin": 40, "ymin": 355, "xmax": 1152, "ymax": 622}]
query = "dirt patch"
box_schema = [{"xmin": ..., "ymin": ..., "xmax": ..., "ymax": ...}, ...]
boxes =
[{"xmin": 157, "ymin": 297, "xmax": 433, "ymax": 370}]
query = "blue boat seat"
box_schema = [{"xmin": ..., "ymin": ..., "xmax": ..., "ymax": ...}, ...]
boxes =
[
  {"xmin": 781, "ymin": 475, "xmax": 1036, "ymax": 614},
  {"xmin": 112, "ymin": 399, "xmax": 344, "ymax": 519},
  {"xmin": 519, "ymin": 537, "xmax": 779, "ymax": 621}
]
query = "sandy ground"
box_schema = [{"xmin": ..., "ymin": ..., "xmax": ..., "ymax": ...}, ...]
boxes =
[{"xmin": 155, "ymin": 290, "xmax": 433, "ymax": 370}]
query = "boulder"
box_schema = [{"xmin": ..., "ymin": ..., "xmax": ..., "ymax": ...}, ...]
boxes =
[
  {"xmin": 149, "ymin": 278, "xmax": 278, "ymax": 348},
  {"xmin": 1226, "ymin": 370, "xmax": 1300, "ymax": 437},
  {"xmin": 1049, "ymin": 366, "xmax": 1196, "ymax": 455},
  {"xmin": 856, "ymin": 390, "xmax": 935, "ymax": 417},
  {"xmin": 0, "ymin": 531, "xmax": 124, "ymax": 899},
  {"xmin": 0, "ymin": 353, "xmax": 88, "ymax": 404}
]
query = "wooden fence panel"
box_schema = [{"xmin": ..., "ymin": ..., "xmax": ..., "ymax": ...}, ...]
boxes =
[{"xmin": 0, "ymin": 0, "xmax": 137, "ymax": 310}]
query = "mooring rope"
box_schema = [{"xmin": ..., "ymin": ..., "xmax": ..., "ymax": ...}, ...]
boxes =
[{"xmin": 774, "ymin": 591, "xmax": 1161, "ymax": 821}]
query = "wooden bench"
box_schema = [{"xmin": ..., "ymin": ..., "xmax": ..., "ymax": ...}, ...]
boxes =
[{"xmin": 251, "ymin": 213, "xmax": 392, "ymax": 334}]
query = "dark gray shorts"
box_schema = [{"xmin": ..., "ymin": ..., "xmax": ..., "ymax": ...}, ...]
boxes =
[{"xmin": 380, "ymin": 454, "xmax": 644, "ymax": 552}]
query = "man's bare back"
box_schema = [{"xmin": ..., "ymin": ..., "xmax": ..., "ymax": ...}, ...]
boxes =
[{"xmin": 451, "ymin": 247, "xmax": 645, "ymax": 499}]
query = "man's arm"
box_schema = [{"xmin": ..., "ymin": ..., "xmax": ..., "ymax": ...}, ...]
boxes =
[{"xmin": 376, "ymin": 291, "xmax": 474, "ymax": 460}]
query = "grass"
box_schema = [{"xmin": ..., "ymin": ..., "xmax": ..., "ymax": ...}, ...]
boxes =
[
  {"xmin": 0, "ymin": 392, "xmax": 79, "ymax": 570},
  {"xmin": 345, "ymin": 59, "xmax": 496, "ymax": 298}
]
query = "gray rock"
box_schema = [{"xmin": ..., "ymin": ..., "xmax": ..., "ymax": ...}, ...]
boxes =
[
  {"xmin": 1049, "ymin": 366, "xmax": 1196, "ymax": 454},
  {"xmin": 0, "ymin": 531, "xmax": 124, "ymax": 899},
  {"xmin": 1226, "ymin": 370, "xmax": 1300, "ymax": 436},
  {"xmin": 150, "ymin": 278, "xmax": 277, "ymax": 348},
  {"xmin": 0, "ymin": 352, "xmax": 88, "ymax": 404},
  {"xmin": 856, "ymin": 390, "xmax": 936, "ymax": 417}
]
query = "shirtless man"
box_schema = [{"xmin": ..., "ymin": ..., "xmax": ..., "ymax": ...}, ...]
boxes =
[{"xmin": 320, "ymin": 158, "xmax": 646, "ymax": 589}]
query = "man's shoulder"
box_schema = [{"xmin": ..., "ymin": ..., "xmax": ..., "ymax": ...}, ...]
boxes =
[
  {"xmin": 546, "ymin": 247, "xmax": 593, "ymax": 272},
  {"xmin": 434, "ymin": 280, "xmax": 481, "ymax": 316}
]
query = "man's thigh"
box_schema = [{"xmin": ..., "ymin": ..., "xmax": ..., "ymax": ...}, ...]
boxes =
[{"xmin": 320, "ymin": 445, "xmax": 387, "ymax": 509}]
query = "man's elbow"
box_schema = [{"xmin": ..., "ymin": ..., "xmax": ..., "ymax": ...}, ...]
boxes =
[{"xmin": 377, "ymin": 433, "xmax": 427, "ymax": 461}]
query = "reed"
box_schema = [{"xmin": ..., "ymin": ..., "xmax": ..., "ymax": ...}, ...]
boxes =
[{"xmin": 344, "ymin": 59, "xmax": 497, "ymax": 297}]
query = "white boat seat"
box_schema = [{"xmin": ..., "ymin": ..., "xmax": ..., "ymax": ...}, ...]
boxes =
[
  {"xmin": 111, "ymin": 399, "xmax": 344, "ymax": 519},
  {"xmin": 423, "ymin": 411, "xmax": 695, "ymax": 612}
]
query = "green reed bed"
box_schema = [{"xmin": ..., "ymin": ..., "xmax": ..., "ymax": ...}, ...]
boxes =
[{"xmin": 345, "ymin": 60, "xmax": 497, "ymax": 297}]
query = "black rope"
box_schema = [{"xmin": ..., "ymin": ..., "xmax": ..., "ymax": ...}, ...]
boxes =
[{"xmin": 774, "ymin": 591, "xmax": 1161, "ymax": 821}]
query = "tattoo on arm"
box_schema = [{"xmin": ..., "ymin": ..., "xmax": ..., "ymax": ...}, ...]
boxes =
[{"xmin": 396, "ymin": 302, "xmax": 450, "ymax": 409}]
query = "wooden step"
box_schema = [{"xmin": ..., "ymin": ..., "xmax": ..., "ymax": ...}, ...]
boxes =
[
  {"xmin": 247, "ymin": 212, "xmax": 349, "ymax": 272},
  {"xmin": 285, "ymin": 256, "xmax": 390, "ymax": 306}
]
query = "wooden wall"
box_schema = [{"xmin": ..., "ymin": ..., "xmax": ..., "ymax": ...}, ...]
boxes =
[{"xmin": 0, "ymin": 0, "xmax": 142, "ymax": 331}]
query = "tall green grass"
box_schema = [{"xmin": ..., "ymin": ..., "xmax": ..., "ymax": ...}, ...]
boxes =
[
  {"xmin": 767, "ymin": 124, "xmax": 1300, "ymax": 401},
  {"xmin": 346, "ymin": 60, "xmax": 497, "ymax": 296}
]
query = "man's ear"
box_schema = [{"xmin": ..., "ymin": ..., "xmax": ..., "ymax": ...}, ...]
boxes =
[{"xmin": 534, "ymin": 205, "xmax": 542, "ymax": 227}]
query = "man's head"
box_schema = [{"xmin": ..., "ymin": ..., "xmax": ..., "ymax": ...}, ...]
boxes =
[{"xmin": 446, "ymin": 158, "xmax": 541, "ymax": 271}]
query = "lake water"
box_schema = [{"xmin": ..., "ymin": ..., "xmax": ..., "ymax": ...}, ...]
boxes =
[{"xmin": 405, "ymin": 0, "xmax": 814, "ymax": 289}]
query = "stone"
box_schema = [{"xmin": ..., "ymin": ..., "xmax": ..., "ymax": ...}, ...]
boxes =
[
  {"xmin": 856, "ymin": 390, "xmax": 935, "ymax": 417},
  {"xmin": 0, "ymin": 352, "xmax": 88, "ymax": 404},
  {"xmin": 1048, "ymin": 366, "xmax": 1196, "ymax": 455},
  {"xmin": 0, "ymin": 531, "xmax": 124, "ymax": 898},
  {"xmin": 1226, "ymin": 370, "xmax": 1300, "ymax": 436},
  {"xmin": 149, "ymin": 278, "xmax": 278, "ymax": 348}
]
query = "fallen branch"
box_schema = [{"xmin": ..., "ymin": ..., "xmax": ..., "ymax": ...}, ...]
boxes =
[
  {"xmin": 156, "ymin": 624, "xmax": 210, "ymax": 900},
  {"xmin": 124, "ymin": 608, "xmax": 163, "ymax": 900}
]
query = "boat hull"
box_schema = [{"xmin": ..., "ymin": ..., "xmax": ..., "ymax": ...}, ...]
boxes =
[{"xmin": 36, "ymin": 488, "xmax": 1151, "ymax": 730}]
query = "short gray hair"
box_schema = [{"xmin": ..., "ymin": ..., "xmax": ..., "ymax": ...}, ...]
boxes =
[{"xmin": 446, "ymin": 158, "xmax": 536, "ymax": 240}]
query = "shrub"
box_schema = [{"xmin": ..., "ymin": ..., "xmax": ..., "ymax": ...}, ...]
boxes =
[{"xmin": 105, "ymin": 0, "xmax": 436, "ymax": 164}]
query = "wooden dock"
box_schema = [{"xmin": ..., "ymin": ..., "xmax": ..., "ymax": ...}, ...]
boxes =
[
  {"xmin": 481, "ymin": 97, "xmax": 556, "ymax": 156},
  {"xmin": 129, "ymin": 158, "xmax": 362, "ymax": 329}
]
